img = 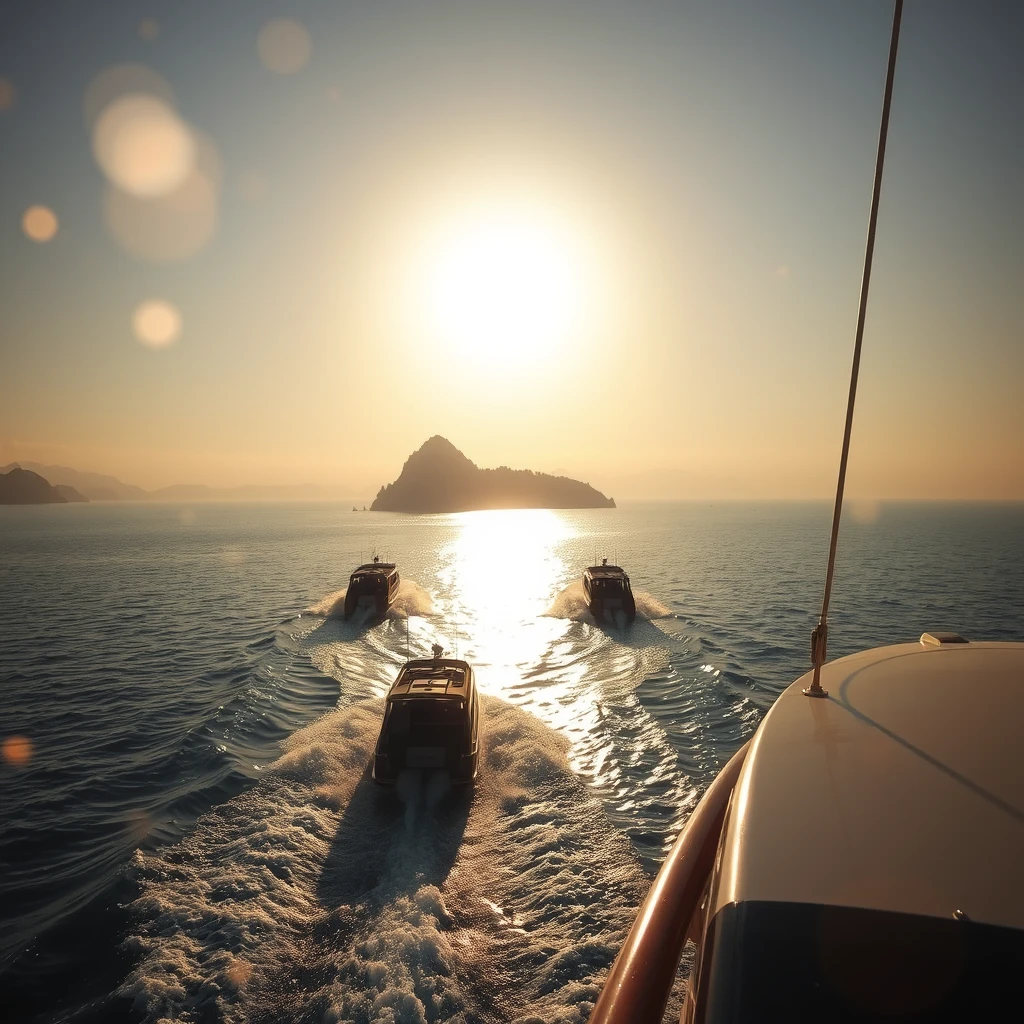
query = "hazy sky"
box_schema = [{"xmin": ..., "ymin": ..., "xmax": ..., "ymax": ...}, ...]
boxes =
[{"xmin": 1, "ymin": 1, "xmax": 1021, "ymax": 498}]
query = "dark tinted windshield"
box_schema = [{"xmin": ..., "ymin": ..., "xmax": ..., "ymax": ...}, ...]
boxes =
[
  {"xmin": 353, "ymin": 573, "xmax": 388, "ymax": 591},
  {"xmin": 384, "ymin": 700, "xmax": 466, "ymax": 745},
  {"xmin": 696, "ymin": 901, "xmax": 1024, "ymax": 1023}
]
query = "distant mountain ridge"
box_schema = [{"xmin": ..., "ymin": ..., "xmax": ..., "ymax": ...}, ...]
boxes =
[
  {"xmin": 0, "ymin": 467, "xmax": 87, "ymax": 504},
  {"xmin": 1, "ymin": 462, "xmax": 147, "ymax": 501},
  {"xmin": 371, "ymin": 436, "xmax": 615, "ymax": 513},
  {"xmin": 53, "ymin": 484, "xmax": 89, "ymax": 502},
  {"xmin": 0, "ymin": 463, "xmax": 341, "ymax": 502}
]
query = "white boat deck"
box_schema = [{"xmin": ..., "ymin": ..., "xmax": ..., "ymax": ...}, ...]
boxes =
[{"xmin": 714, "ymin": 640, "xmax": 1024, "ymax": 929}]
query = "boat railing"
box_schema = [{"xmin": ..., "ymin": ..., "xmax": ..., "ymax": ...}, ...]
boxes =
[{"xmin": 588, "ymin": 741, "xmax": 750, "ymax": 1024}]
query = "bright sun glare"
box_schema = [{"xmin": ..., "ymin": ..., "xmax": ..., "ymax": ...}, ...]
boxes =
[{"xmin": 418, "ymin": 200, "xmax": 588, "ymax": 373}]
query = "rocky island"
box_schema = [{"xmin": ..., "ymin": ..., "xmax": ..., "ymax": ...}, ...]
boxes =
[
  {"xmin": 371, "ymin": 436, "xmax": 615, "ymax": 513},
  {"xmin": 0, "ymin": 467, "xmax": 87, "ymax": 504}
]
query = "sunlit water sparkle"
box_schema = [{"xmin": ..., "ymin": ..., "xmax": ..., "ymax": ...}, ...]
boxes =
[{"xmin": 1, "ymin": 501, "xmax": 1021, "ymax": 1022}]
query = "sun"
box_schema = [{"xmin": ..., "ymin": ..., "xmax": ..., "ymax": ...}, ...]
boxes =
[{"xmin": 417, "ymin": 198, "xmax": 589, "ymax": 373}]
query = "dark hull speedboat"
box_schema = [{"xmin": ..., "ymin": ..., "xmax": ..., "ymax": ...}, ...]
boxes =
[
  {"xmin": 583, "ymin": 560, "xmax": 636, "ymax": 625},
  {"xmin": 372, "ymin": 656, "xmax": 481, "ymax": 785},
  {"xmin": 343, "ymin": 558, "xmax": 400, "ymax": 620}
]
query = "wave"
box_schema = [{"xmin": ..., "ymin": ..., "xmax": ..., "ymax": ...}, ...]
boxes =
[
  {"xmin": 305, "ymin": 580, "xmax": 435, "ymax": 620},
  {"xmin": 546, "ymin": 582, "xmax": 674, "ymax": 623},
  {"xmin": 546, "ymin": 581, "xmax": 594, "ymax": 623},
  {"xmin": 634, "ymin": 592, "xmax": 673, "ymax": 619},
  {"xmin": 305, "ymin": 587, "xmax": 349, "ymax": 617},
  {"xmin": 388, "ymin": 580, "xmax": 435, "ymax": 619},
  {"xmin": 120, "ymin": 697, "xmax": 672, "ymax": 1023}
]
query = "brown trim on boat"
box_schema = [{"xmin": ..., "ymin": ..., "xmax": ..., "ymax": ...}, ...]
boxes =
[{"xmin": 589, "ymin": 740, "xmax": 750, "ymax": 1024}]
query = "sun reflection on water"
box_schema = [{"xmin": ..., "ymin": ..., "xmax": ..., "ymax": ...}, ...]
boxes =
[
  {"xmin": 432, "ymin": 508, "xmax": 692, "ymax": 864},
  {"xmin": 437, "ymin": 509, "xmax": 574, "ymax": 694}
]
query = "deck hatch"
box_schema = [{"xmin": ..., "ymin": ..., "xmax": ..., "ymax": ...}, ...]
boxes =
[{"xmin": 921, "ymin": 632, "xmax": 968, "ymax": 646}]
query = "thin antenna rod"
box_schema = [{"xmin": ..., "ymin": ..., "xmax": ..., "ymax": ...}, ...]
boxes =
[{"xmin": 807, "ymin": 0, "xmax": 903, "ymax": 698}]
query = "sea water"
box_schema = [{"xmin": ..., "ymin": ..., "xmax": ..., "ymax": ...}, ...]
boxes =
[{"xmin": 1, "ymin": 501, "xmax": 1021, "ymax": 1022}]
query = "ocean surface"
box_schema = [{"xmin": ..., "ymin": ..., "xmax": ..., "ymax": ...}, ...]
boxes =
[{"xmin": 1, "ymin": 501, "xmax": 1022, "ymax": 1023}]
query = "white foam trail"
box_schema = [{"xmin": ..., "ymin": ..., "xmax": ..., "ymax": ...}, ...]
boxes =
[
  {"xmin": 546, "ymin": 582, "xmax": 674, "ymax": 622},
  {"xmin": 121, "ymin": 697, "xmax": 677, "ymax": 1023},
  {"xmin": 387, "ymin": 580, "xmax": 434, "ymax": 619},
  {"xmin": 633, "ymin": 591, "xmax": 673, "ymax": 619},
  {"xmin": 306, "ymin": 587, "xmax": 348, "ymax": 617},
  {"xmin": 545, "ymin": 581, "xmax": 594, "ymax": 623},
  {"xmin": 305, "ymin": 580, "xmax": 435, "ymax": 620}
]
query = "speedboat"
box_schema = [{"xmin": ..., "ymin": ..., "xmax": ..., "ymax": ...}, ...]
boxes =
[
  {"xmin": 343, "ymin": 556, "xmax": 400, "ymax": 620},
  {"xmin": 583, "ymin": 559, "xmax": 636, "ymax": 625},
  {"xmin": 371, "ymin": 654, "xmax": 481, "ymax": 785}
]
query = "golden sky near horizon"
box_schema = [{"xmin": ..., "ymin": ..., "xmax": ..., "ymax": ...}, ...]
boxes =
[{"xmin": 1, "ymin": 2, "xmax": 1021, "ymax": 499}]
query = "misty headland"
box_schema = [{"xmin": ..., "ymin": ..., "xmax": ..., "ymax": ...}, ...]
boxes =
[
  {"xmin": 0, "ymin": 467, "xmax": 87, "ymax": 504},
  {"xmin": 370, "ymin": 436, "xmax": 615, "ymax": 513},
  {"xmin": 1, "ymin": 440, "xmax": 617, "ymax": 511}
]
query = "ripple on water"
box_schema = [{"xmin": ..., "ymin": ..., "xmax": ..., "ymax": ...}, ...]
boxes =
[{"xmin": 3, "ymin": 501, "xmax": 1021, "ymax": 1021}]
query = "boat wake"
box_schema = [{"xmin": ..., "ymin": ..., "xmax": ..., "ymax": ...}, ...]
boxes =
[
  {"xmin": 388, "ymin": 580, "xmax": 435, "ymax": 619},
  {"xmin": 546, "ymin": 582, "xmax": 673, "ymax": 623},
  {"xmin": 121, "ymin": 697, "xmax": 668, "ymax": 1023},
  {"xmin": 546, "ymin": 581, "xmax": 594, "ymax": 622},
  {"xmin": 633, "ymin": 592, "xmax": 673, "ymax": 619},
  {"xmin": 305, "ymin": 587, "xmax": 349, "ymax": 617},
  {"xmin": 305, "ymin": 580, "xmax": 435, "ymax": 620}
]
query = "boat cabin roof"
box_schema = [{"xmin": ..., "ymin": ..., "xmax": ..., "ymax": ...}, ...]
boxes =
[
  {"xmin": 387, "ymin": 658, "xmax": 473, "ymax": 700},
  {"xmin": 351, "ymin": 562, "xmax": 397, "ymax": 577},
  {"xmin": 714, "ymin": 638, "xmax": 1024, "ymax": 931},
  {"xmin": 585, "ymin": 564, "xmax": 629, "ymax": 580}
]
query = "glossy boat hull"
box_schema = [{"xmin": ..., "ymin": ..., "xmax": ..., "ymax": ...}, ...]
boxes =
[{"xmin": 343, "ymin": 575, "xmax": 399, "ymax": 620}]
